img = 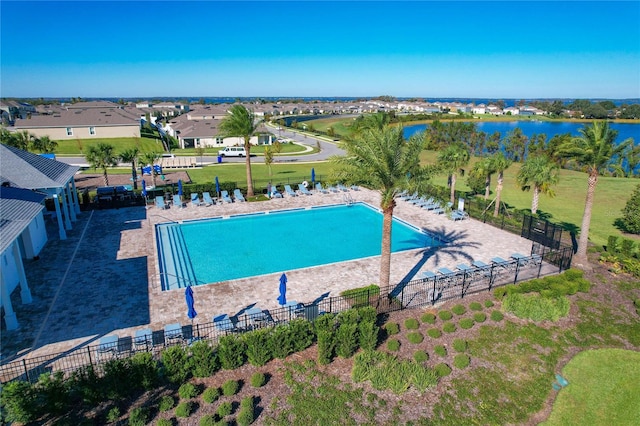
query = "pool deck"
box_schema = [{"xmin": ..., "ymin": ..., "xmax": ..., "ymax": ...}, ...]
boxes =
[{"xmin": 2, "ymin": 188, "xmax": 539, "ymax": 363}]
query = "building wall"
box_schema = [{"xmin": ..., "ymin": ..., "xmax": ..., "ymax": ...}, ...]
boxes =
[
  {"xmin": 20, "ymin": 212, "xmax": 47, "ymax": 259},
  {"xmin": 1, "ymin": 247, "xmax": 19, "ymax": 295},
  {"xmin": 19, "ymin": 125, "xmax": 141, "ymax": 140}
]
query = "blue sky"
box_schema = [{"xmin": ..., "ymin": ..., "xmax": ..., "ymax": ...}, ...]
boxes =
[{"xmin": 1, "ymin": 1, "xmax": 639, "ymax": 99}]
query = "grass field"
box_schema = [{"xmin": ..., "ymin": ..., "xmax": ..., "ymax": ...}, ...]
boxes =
[
  {"xmin": 541, "ymin": 348, "xmax": 640, "ymax": 425},
  {"xmin": 55, "ymin": 137, "xmax": 164, "ymax": 155}
]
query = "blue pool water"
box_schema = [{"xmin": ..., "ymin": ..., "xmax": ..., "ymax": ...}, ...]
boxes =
[{"xmin": 156, "ymin": 203, "xmax": 440, "ymax": 290}]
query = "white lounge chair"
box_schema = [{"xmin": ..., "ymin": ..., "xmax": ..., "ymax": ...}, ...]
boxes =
[
  {"xmin": 298, "ymin": 184, "xmax": 313, "ymax": 195},
  {"xmin": 233, "ymin": 189, "xmax": 246, "ymax": 202},
  {"xmin": 155, "ymin": 196, "xmax": 168, "ymax": 210},
  {"xmin": 315, "ymin": 183, "xmax": 329, "ymax": 194},
  {"xmin": 202, "ymin": 192, "xmax": 214, "ymax": 206},
  {"xmin": 220, "ymin": 190, "xmax": 233, "ymax": 203},
  {"xmin": 284, "ymin": 184, "xmax": 298, "ymax": 197},
  {"xmin": 172, "ymin": 194, "xmax": 185, "ymax": 208},
  {"xmin": 190, "ymin": 193, "xmax": 203, "ymax": 206}
]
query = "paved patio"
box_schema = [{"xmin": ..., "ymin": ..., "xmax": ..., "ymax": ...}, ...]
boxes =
[{"xmin": 1, "ymin": 188, "xmax": 537, "ymax": 364}]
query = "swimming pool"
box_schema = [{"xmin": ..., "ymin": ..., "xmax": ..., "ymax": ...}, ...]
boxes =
[{"xmin": 155, "ymin": 202, "xmax": 441, "ymax": 290}]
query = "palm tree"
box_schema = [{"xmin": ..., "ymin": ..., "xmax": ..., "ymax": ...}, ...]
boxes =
[
  {"xmin": 516, "ymin": 155, "xmax": 560, "ymax": 214},
  {"xmin": 558, "ymin": 121, "xmax": 632, "ymax": 266},
  {"xmin": 12, "ymin": 130, "xmax": 33, "ymax": 151},
  {"xmin": 437, "ymin": 143, "xmax": 470, "ymax": 204},
  {"xmin": 85, "ymin": 143, "xmax": 119, "ymax": 187},
  {"xmin": 140, "ymin": 152, "xmax": 160, "ymax": 188},
  {"xmin": 31, "ymin": 135, "xmax": 58, "ymax": 153},
  {"xmin": 470, "ymin": 156, "xmax": 496, "ymax": 200},
  {"xmin": 120, "ymin": 147, "xmax": 140, "ymax": 190},
  {"xmin": 332, "ymin": 125, "xmax": 433, "ymax": 294},
  {"xmin": 490, "ymin": 152, "xmax": 512, "ymax": 217},
  {"xmin": 219, "ymin": 105, "xmax": 261, "ymax": 197}
]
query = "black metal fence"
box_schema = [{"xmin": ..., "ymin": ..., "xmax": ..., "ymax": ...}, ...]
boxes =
[{"xmin": 0, "ymin": 252, "xmax": 569, "ymax": 384}]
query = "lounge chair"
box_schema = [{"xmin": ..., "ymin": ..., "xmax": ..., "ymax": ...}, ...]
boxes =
[
  {"xmin": 213, "ymin": 314, "xmax": 235, "ymax": 333},
  {"xmin": 450, "ymin": 209, "xmax": 468, "ymax": 221},
  {"xmin": 437, "ymin": 267, "xmax": 455, "ymax": 275},
  {"xmin": 190, "ymin": 193, "xmax": 203, "ymax": 206},
  {"xmin": 350, "ymin": 185, "xmax": 360, "ymax": 191},
  {"xmin": 164, "ymin": 323, "xmax": 183, "ymax": 344},
  {"xmin": 220, "ymin": 190, "xmax": 233, "ymax": 203},
  {"xmin": 133, "ymin": 328, "xmax": 153, "ymax": 350},
  {"xmin": 432, "ymin": 207, "xmax": 445, "ymax": 215},
  {"xmin": 284, "ymin": 184, "xmax": 298, "ymax": 197},
  {"xmin": 202, "ymin": 192, "xmax": 215, "ymax": 206},
  {"xmin": 327, "ymin": 185, "xmax": 340, "ymax": 193},
  {"xmin": 233, "ymin": 189, "xmax": 246, "ymax": 202},
  {"xmin": 422, "ymin": 271, "xmax": 436, "ymax": 279},
  {"xmin": 298, "ymin": 184, "xmax": 313, "ymax": 195},
  {"xmin": 315, "ymin": 183, "xmax": 329, "ymax": 194},
  {"xmin": 337, "ymin": 183, "xmax": 349, "ymax": 192},
  {"xmin": 155, "ymin": 196, "xmax": 168, "ymax": 209},
  {"xmin": 491, "ymin": 256, "xmax": 513, "ymax": 270},
  {"xmin": 399, "ymin": 191, "xmax": 417, "ymax": 201},
  {"xmin": 172, "ymin": 194, "xmax": 185, "ymax": 208},
  {"xmin": 97, "ymin": 334, "xmax": 119, "ymax": 359},
  {"xmin": 422, "ymin": 200, "xmax": 441, "ymax": 210},
  {"xmin": 456, "ymin": 264, "xmax": 474, "ymax": 274}
]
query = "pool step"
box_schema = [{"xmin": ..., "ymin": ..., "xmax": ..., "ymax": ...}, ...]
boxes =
[{"xmin": 157, "ymin": 224, "xmax": 198, "ymax": 290}]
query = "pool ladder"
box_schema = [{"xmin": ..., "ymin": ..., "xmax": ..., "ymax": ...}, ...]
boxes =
[{"xmin": 343, "ymin": 193, "xmax": 355, "ymax": 205}]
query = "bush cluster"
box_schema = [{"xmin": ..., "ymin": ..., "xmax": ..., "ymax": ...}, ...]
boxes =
[
  {"xmin": 442, "ymin": 322, "xmax": 456, "ymax": 333},
  {"xmin": 427, "ymin": 328, "xmax": 442, "ymax": 338},
  {"xmin": 407, "ymin": 332, "xmax": 424, "ymax": 344},
  {"xmin": 237, "ymin": 396, "xmax": 256, "ymax": 426},
  {"xmin": 453, "ymin": 354, "xmax": 471, "ymax": 369},
  {"xmin": 452, "ymin": 339, "xmax": 467, "ymax": 352},
  {"xmin": 470, "ymin": 302, "xmax": 483, "ymax": 311},
  {"xmin": 413, "ymin": 350, "xmax": 429, "ymax": 363},
  {"xmin": 175, "ymin": 401, "xmax": 192, "ymax": 418},
  {"xmin": 202, "ymin": 387, "xmax": 220, "ymax": 404},
  {"xmin": 484, "ymin": 300, "xmax": 495, "ymax": 308},
  {"xmin": 493, "ymin": 269, "xmax": 590, "ymax": 300},
  {"xmin": 404, "ymin": 318, "xmax": 420, "ymax": 329},
  {"xmin": 178, "ymin": 382, "xmax": 198, "ymax": 399},
  {"xmin": 217, "ymin": 401, "xmax": 233, "ymax": 417},
  {"xmin": 452, "ymin": 305, "xmax": 467, "ymax": 315},
  {"xmin": 459, "ymin": 318, "xmax": 475, "ymax": 329},
  {"xmin": 387, "ymin": 339, "xmax": 401, "ymax": 351},
  {"xmin": 250, "ymin": 372, "xmax": 266, "ymax": 388},
  {"xmin": 502, "ymin": 293, "xmax": 570, "ymax": 321},
  {"xmin": 158, "ymin": 395, "xmax": 175, "ymax": 412},
  {"xmin": 421, "ymin": 313, "xmax": 437, "ymax": 324},
  {"xmin": 352, "ymin": 351, "xmax": 438, "ymax": 394},
  {"xmin": 491, "ymin": 310, "xmax": 504, "ymax": 321},
  {"xmin": 434, "ymin": 345, "xmax": 447, "ymax": 357},
  {"xmin": 473, "ymin": 312, "xmax": 487, "ymax": 323},
  {"xmin": 222, "ymin": 379, "xmax": 239, "ymax": 396},
  {"xmin": 385, "ymin": 322, "xmax": 400, "ymax": 335},
  {"xmin": 434, "ymin": 363, "xmax": 452, "ymax": 377},
  {"xmin": 340, "ymin": 284, "xmax": 380, "ymax": 308},
  {"xmin": 438, "ymin": 310, "xmax": 453, "ymax": 321},
  {"xmin": 601, "ymin": 234, "xmax": 640, "ymax": 277}
]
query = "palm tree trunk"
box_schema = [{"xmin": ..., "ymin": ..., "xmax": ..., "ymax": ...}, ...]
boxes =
[
  {"xmin": 244, "ymin": 139, "xmax": 255, "ymax": 197},
  {"xmin": 493, "ymin": 172, "xmax": 503, "ymax": 217},
  {"xmin": 574, "ymin": 171, "xmax": 598, "ymax": 267},
  {"xmin": 484, "ymin": 174, "xmax": 491, "ymax": 200},
  {"xmin": 450, "ymin": 173, "xmax": 457, "ymax": 204},
  {"xmin": 379, "ymin": 205, "xmax": 393, "ymax": 295},
  {"xmin": 531, "ymin": 186, "xmax": 540, "ymax": 214},
  {"xmin": 131, "ymin": 165, "xmax": 138, "ymax": 190},
  {"xmin": 102, "ymin": 169, "xmax": 109, "ymax": 187}
]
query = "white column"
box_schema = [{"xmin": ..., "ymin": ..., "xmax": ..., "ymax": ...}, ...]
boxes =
[
  {"xmin": 60, "ymin": 189, "xmax": 72, "ymax": 230},
  {"xmin": 70, "ymin": 179, "xmax": 81, "ymax": 215},
  {"xmin": 65, "ymin": 183, "xmax": 77, "ymax": 222},
  {"xmin": 0, "ymin": 274, "xmax": 19, "ymax": 330},
  {"xmin": 53, "ymin": 194, "xmax": 67, "ymax": 240},
  {"xmin": 13, "ymin": 241, "xmax": 32, "ymax": 304}
]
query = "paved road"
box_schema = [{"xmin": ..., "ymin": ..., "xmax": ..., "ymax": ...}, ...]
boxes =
[{"xmin": 55, "ymin": 126, "xmax": 345, "ymax": 167}]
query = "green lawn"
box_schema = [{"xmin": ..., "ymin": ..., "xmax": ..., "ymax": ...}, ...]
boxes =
[
  {"xmin": 541, "ymin": 348, "xmax": 640, "ymax": 426},
  {"xmin": 55, "ymin": 137, "xmax": 164, "ymax": 155}
]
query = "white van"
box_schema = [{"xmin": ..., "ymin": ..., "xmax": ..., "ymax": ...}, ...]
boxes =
[{"xmin": 218, "ymin": 146, "xmax": 247, "ymax": 157}]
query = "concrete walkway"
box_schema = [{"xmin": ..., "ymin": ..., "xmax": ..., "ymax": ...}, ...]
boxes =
[{"xmin": 1, "ymin": 188, "xmax": 539, "ymax": 364}]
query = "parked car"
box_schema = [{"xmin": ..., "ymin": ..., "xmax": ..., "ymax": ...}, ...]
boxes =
[{"xmin": 218, "ymin": 146, "xmax": 247, "ymax": 157}]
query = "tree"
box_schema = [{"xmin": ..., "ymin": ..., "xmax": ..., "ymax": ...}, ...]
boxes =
[
  {"xmin": 12, "ymin": 130, "xmax": 33, "ymax": 150},
  {"xmin": 503, "ymin": 128, "xmax": 528, "ymax": 162},
  {"xmin": 1, "ymin": 128, "xmax": 18, "ymax": 148},
  {"xmin": 140, "ymin": 152, "xmax": 160, "ymax": 188},
  {"xmin": 86, "ymin": 143, "xmax": 119, "ymax": 187},
  {"xmin": 120, "ymin": 147, "xmax": 140, "ymax": 190},
  {"xmin": 30, "ymin": 135, "xmax": 58, "ymax": 153},
  {"xmin": 219, "ymin": 105, "xmax": 261, "ymax": 197},
  {"xmin": 516, "ymin": 155, "xmax": 560, "ymax": 214},
  {"xmin": 619, "ymin": 184, "xmax": 640, "ymax": 234},
  {"xmin": 490, "ymin": 152, "xmax": 512, "ymax": 217},
  {"xmin": 558, "ymin": 121, "xmax": 633, "ymax": 266},
  {"xmin": 437, "ymin": 143, "xmax": 470, "ymax": 204},
  {"xmin": 264, "ymin": 146, "xmax": 274, "ymax": 178},
  {"xmin": 469, "ymin": 156, "xmax": 496, "ymax": 200},
  {"xmin": 332, "ymin": 125, "xmax": 433, "ymax": 293}
]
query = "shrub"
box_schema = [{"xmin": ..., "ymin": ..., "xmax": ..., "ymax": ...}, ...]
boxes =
[
  {"xmin": 473, "ymin": 312, "xmax": 487, "ymax": 323},
  {"xmin": 200, "ymin": 414, "xmax": 218, "ymax": 426},
  {"xmin": 404, "ymin": 318, "xmax": 420, "ymax": 329},
  {"xmin": 438, "ymin": 310, "xmax": 453, "ymax": 320},
  {"xmin": 407, "ymin": 332, "xmax": 424, "ymax": 344},
  {"xmin": 434, "ymin": 363, "xmax": 452, "ymax": 377},
  {"xmin": 157, "ymin": 419, "xmax": 173, "ymax": 426},
  {"xmin": 128, "ymin": 407, "xmax": 148, "ymax": 426},
  {"xmin": 453, "ymin": 354, "xmax": 471, "ymax": 369},
  {"xmin": 358, "ymin": 321, "xmax": 380, "ymax": 351},
  {"xmin": 459, "ymin": 318, "xmax": 475, "ymax": 329},
  {"xmin": 620, "ymin": 185, "xmax": 640, "ymax": 234},
  {"xmin": 244, "ymin": 328, "xmax": 273, "ymax": 367},
  {"xmin": 491, "ymin": 310, "xmax": 504, "ymax": 321},
  {"xmin": 217, "ymin": 401, "xmax": 233, "ymax": 417},
  {"xmin": 159, "ymin": 395, "xmax": 175, "ymax": 412},
  {"xmin": 103, "ymin": 358, "xmax": 134, "ymax": 399},
  {"xmin": 469, "ymin": 302, "xmax": 483, "ymax": 311},
  {"xmin": 130, "ymin": 352, "xmax": 159, "ymax": 390},
  {"xmin": 178, "ymin": 382, "xmax": 198, "ymax": 399},
  {"xmin": 250, "ymin": 372, "xmax": 266, "ymax": 387},
  {"xmin": 222, "ymin": 379, "xmax": 239, "ymax": 396},
  {"xmin": 413, "ymin": 350, "xmax": 429, "ymax": 363},
  {"xmin": 452, "ymin": 304, "xmax": 466, "ymax": 315},
  {"xmin": 427, "ymin": 328, "xmax": 442, "ymax": 338},
  {"xmin": 563, "ymin": 268, "xmax": 584, "ymax": 281},
  {"xmin": 202, "ymin": 387, "xmax": 220, "ymax": 404},
  {"xmin": 335, "ymin": 321, "xmax": 359, "ymax": 358},
  {"xmin": 387, "ymin": 339, "xmax": 401, "ymax": 351},
  {"xmin": 502, "ymin": 293, "xmax": 570, "ymax": 321},
  {"xmin": 106, "ymin": 406, "xmax": 121, "ymax": 423},
  {"xmin": 36, "ymin": 371, "xmax": 70, "ymax": 416},
  {"xmin": 607, "ymin": 235, "xmax": 621, "ymax": 253},
  {"xmin": 317, "ymin": 329, "xmax": 336, "ymax": 365},
  {"xmin": 269, "ymin": 325, "xmax": 294, "ymax": 359},
  {"xmin": 352, "ymin": 351, "xmax": 438, "ymax": 394},
  {"xmin": 175, "ymin": 401, "xmax": 192, "ymax": 418},
  {"xmin": 161, "ymin": 345, "xmax": 190, "ymax": 384},
  {"xmin": 421, "ymin": 312, "xmax": 436, "ymax": 324},
  {"xmin": 218, "ymin": 334, "xmax": 246, "ymax": 370},
  {"xmin": 442, "ymin": 322, "xmax": 456, "ymax": 333},
  {"xmin": 237, "ymin": 396, "xmax": 255, "ymax": 426},
  {"xmin": 484, "ymin": 300, "xmax": 495, "ymax": 308},
  {"xmin": 189, "ymin": 340, "xmax": 219, "ymax": 378},
  {"xmin": 453, "ymin": 338, "xmax": 467, "ymax": 352},
  {"xmin": 434, "ymin": 345, "xmax": 447, "ymax": 357},
  {"xmin": 288, "ymin": 318, "xmax": 315, "ymax": 352},
  {"xmin": 385, "ymin": 322, "xmax": 400, "ymax": 335}
]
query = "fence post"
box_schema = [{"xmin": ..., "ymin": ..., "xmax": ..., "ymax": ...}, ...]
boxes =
[
  {"xmin": 489, "ymin": 264, "xmax": 495, "ymax": 290},
  {"xmin": 87, "ymin": 346, "xmax": 93, "ymax": 367},
  {"xmin": 461, "ymin": 272, "xmax": 466, "ymax": 299},
  {"xmin": 513, "ymin": 261, "xmax": 520, "ymax": 284},
  {"xmin": 22, "ymin": 359, "xmax": 30, "ymax": 383}
]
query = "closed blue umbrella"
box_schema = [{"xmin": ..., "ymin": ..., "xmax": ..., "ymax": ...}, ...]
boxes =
[
  {"xmin": 277, "ymin": 273, "xmax": 287, "ymax": 306},
  {"xmin": 178, "ymin": 179, "xmax": 183, "ymax": 196},
  {"xmin": 215, "ymin": 176, "xmax": 220, "ymax": 198},
  {"xmin": 311, "ymin": 168, "xmax": 316, "ymax": 186},
  {"xmin": 141, "ymin": 179, "xmax": 147, "ymax": 197},
  {"xmin": 185, "ymin": 285, "xmax": 197, "ymax": 320}
]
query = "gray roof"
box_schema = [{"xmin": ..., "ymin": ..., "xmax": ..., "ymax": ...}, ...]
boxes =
[
  {"xmin": 0, "ymin": 186, "xmax": 47, "ymax": 254},
  {"xmin": 13, "ymin": 107, "xmax": 139, "ymax": 129},
  {"xmin": 0, "ymin": 144, "xmax": 79, "ymax": 190}
]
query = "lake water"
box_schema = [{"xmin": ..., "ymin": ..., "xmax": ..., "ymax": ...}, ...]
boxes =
[{"xmin": 403, "ymin": 121, "xmax": 640, "ymax": 144}]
